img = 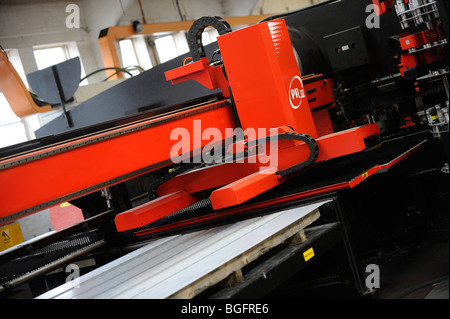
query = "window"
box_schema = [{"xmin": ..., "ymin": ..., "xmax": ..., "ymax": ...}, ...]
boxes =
[
  {"xmin": 119, "ymin": 39, "xmax": 140, "ymax": 78},
  {"xmin": 132, "ymin": 36, "xmax": 153, "ymax": 71},
  {"xmin": 154, "ymin": 31, "xmax": 190, "ymax": 64},
  {"xmin": 118, "ymin": 37, "xmax": 152, "ymax": 78},
  {"xmin": 33, "ymin": 46, "xmax": 69, "ymax": 70},
  {"xmin": 201, "ymin": 28, "xmax": 220, "ymax": 46},
  {"xmin": 0, "ymin": 49, "xmax": 31, "ymax": 148},
  {"xmin": 0, "ymin": 93, "xmax": 28, "ymax": 148},
  {"xmin": 155, "ymin": 35, "xmax": 179, "ymax": 64},
  {"xmin": 6, "ymin": 48, "xmax": 29, "ymax": 88},
  {"xmin": 33, "ymin": 42, "xmax": 87, "ymax": 85}
]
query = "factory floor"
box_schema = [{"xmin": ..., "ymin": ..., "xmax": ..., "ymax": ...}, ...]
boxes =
[
  {"xmin": 266, "ymin": 218, "xmax": 448, "ymax": 299},
  {"xmin": 375, "ymin": 234, "xmax": 449, "ymax": 299}
]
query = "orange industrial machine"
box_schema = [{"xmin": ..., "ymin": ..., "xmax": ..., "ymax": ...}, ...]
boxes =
[
  {"xmin": 0, "ymin": 18, "xmax": 380, "ymax": 231},
  {"xmin": 115, "ymin": 18, "xmax": 380, "ymax": 232},
  {"xmin": 1, "ymin": 2, "xmax": 447, "ymax": 297}
]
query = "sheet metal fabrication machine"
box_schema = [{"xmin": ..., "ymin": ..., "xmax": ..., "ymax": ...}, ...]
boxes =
[{"xmin": 0, "ymin": 0, "xmax": 448, "ymax": 298}]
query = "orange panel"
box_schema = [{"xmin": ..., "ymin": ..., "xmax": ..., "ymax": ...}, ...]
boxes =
[
  {"xmin": 0, "ymin": 101, "xmax": 235, "ymax": 225},
  {"xmin": 113, "ymin": 124, "xmax": 379, "ymax": 232},
  {"xmin": 49, "ymin": 202, "xmax": 84, "ymax": 231},
  {"xmin": 210, "ymin": 167, "xmax": 279, "ymax": 209},
  {"xmin": 157, "ymin": 160, "xmax": 263, "ymax": 197},
  {"xmin": 165, "ymin": 57, "xmax": 231, "ymax": 98},
  {"xmin": 115, "ymin": 190, "xmax": 197, "ymax": 232},
  {"xmin": 217, "ymin": 20, "xmax": 318, "ymax": 138}
]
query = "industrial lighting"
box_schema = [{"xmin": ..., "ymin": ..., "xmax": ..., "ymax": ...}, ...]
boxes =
[{"xmin": 133, "ymin": 20, "xmax": 143, "ymax": 33}]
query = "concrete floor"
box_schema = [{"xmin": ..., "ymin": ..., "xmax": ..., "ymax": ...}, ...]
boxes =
[
  {"xmin": 377, "ymin": 237, "xmax": 449, "ymax": 299},
  {"xmin": 266, "ymin": 221, "xmax": 449, "ymax": 299}
]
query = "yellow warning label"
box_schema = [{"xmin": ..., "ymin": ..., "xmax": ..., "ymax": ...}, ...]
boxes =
[
  {"xmin": 60, "ymin": 202, "xmax": 71, "ymax": 208},
  {"xmin": 0, "ymin": 223, "xmax": 24, "ymax": 252},
  {"xmin": 426, "ymin": 31, "xmax": 437, "ymax": 40},
  {"xmin": 361, "ymin": 172, "xmax": 369, "ymax": 180},
  {"xmin": 303, "ymin": 247, "xmax": 315, "ymax": 262}
]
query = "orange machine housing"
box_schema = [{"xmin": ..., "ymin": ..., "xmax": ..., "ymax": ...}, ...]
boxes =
[
  {"xmin": 114, "ymin": 20, "xmax": 379, "ymax": 232},
  {"xmin": 217, "ymin": 20, "xmax": 318, "ymax": 138}
]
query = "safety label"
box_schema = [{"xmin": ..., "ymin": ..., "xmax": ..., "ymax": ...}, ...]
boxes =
[
  {"xmin": 0, "ymin": 223, "xmax": 24, "ymax": 252},
  {"xmin": 303, "ymin": 247, "xmax": 315, "ymax": 262}
]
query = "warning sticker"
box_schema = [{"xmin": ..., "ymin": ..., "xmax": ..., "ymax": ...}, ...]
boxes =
[
  {"xmin": 0, "ymin": 223, "xmax": 24, "ymax": 252},
  {"xmin": 303, "ymin": 247, "xmax": 315, "ymax": 262},
  {"xmin": 2, "ymin": 230, "xmax": 11, "ymax": 243}
]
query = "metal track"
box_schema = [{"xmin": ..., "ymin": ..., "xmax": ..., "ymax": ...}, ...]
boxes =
[
  {"xmin": 245, "ymin": 132, "xmax": 319, "ymax": 176},
  {"xmin": 137, "ymin": 132, "xmax": 319, "ymax": 232},
  {"xmin": 0, "ymin": 99, "xmax": 227, "ymax": 171},
  {"xmin": 0, "ymin": 239, "xmax": 105, "ymax": 295},
  {"xmin": 0, "ymin": 100, "xmax": 230, "ymax": 225},
  {"xmin": 136, "ymin": 198, "xmax": 213, "ymax": 232},
  {"xmin": 0, "ymin": 231, "xmax": 99, "ymax": 286},
  {"xmin": 147, "ymin": 163, "xmax": 202, "ymax": 200}
]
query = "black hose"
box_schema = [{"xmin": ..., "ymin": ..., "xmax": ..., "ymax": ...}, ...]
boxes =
[{"xmin": 79, "ymin": 67, "xmax": 134, "ymax": 83}]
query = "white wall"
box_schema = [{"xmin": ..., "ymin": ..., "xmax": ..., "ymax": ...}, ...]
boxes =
[
  {"xmin": 118, "ymin": 0, "xmax": 259, "ymax": 24},
  {"xmin": 79, "ymin": 0, "xmax": 135, "ymax": 81},
  {"xmin": 0, "ymin": 0, "xmax": 323, "ymax": 83},
  {"xmin": 0, "ymin": 0, "xmax": 98, "ymax": 81},
  {"xmin": 252, "ymin": 0, "xmax": 323, "ymax": 15}
]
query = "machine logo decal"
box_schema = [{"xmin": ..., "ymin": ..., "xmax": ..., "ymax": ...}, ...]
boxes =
[{"xmin": 289, "ymin": 76, "xmax": 305, "ymax": 109}]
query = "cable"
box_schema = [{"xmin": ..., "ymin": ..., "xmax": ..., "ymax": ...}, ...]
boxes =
[
  {"xmin": 103, "ymin": 70, "xmax": 126, "ymax": 81},
  {"xmin": 80, "ymin": 65, "xmax": 145, "ymax": 83},
  {"xmin": 80, "ymin": 67, "xmax": 134, "ymax": 82},
  {"xmin": 102, "ymin": 65, "xmax": 144, "ymax": 81},
  {"xmin": 209, "ymin": 49, "xmax": 221, "ymax": 65},
  {"xmin": 182, "ymin": 56, "xmax": 193, "ymax": 66}
]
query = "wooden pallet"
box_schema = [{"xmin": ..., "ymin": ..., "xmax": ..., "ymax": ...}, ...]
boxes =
[
  {"xmin": 37, "ymin": 200, "xmax": 327, "ymax": 299},
  {"xmin": 169, "ymin": 206, "xmax": 321, "ymax": 299}
]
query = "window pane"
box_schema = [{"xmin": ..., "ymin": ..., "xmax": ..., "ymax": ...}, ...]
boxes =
[
  {"xmin": 173, "ymin": 31, "xmax": 189, "ymax": 56},
  {"xmin": 0, "ymin": 93, "xmax": 20, "ymax": 126},
  {"xmin": 6, "ymin": 48, "xmax": 29, "ymax": 88},
  {"xmin": 133, "ymin": 36, "xmax": 153, "ymax": 70},
  {"xmin": 0, "ymin": 122, "xmax": 27, "ymax": 148},
  {"xmin": 202, "ymin": 29, "xmax": 219, "ymax": 46},
  {"xmin": 155, "ymin": 35, "xmax": 178, "ymax": 63},
  {"xmin": 119, "ymin": 39, "xmax": 140, "ymax": 78},
  {"xmin": 33, "ymin": 47, "xmax": 68, "ymax": 70}
]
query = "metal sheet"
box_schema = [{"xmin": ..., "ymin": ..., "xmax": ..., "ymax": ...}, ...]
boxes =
[{"xmin": 36, "ymin": 200, "xmax": 329, "ymax": 299}]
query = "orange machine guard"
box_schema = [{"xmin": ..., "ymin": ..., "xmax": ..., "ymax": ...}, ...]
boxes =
[{"xmin": 0, "ymin": 50, "xmax": 52, "ymax": 117}]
